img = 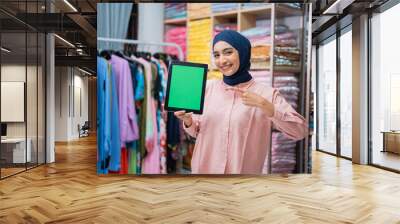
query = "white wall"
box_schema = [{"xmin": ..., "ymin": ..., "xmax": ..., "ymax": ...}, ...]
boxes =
[
  {"xmin": 138, "ymin": 3, "xmax": 164, "ymax": 53},
  {"xmin": 55, "ymin": 66, "xmax": 69, "ymax": 141},
  {"xmin": 54, "ymin": 67, "xmax": 89, "ymax": 141},
  {"xmin": 46, "ymin": 32, "xmax": 55, "ymax": 163},
  {"xmin": 1, "ymin": 65, "xmax": 31, "ymax": 138}
]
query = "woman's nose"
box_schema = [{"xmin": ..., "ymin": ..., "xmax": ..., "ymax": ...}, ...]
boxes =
[{"xmin": 220, "ymin": 56, "xmax": 228, "ymax": 64}]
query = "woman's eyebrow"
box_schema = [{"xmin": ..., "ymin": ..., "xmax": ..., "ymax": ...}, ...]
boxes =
[
  {"xmin": 222, "ymin": 47, "xmax": 234, "ymax": 51},
  {"xmin": 213, "ymin": 47, "xmax": 234, "ymax": 54}
]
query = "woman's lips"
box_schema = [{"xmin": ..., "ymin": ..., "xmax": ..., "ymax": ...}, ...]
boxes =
[{"xmin": 220, "ymin": 64, "xmax": 232, "ymax": 71}]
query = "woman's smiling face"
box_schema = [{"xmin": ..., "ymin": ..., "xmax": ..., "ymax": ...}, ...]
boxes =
[{"xmin": 213, "ymin": 41, "xmax": 240, "ymax": 76}]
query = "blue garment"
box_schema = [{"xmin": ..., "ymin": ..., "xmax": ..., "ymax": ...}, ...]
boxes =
[
  {"xmin": 97, "ymin": 57, "xmax": 111, "ymax": 174},
  {"xmin": 212, "ymin": 30, "xmax": 253, "ymax": 86},
  {"xmin": 129, "ymin": 62, "xmax": 138, "ymax": 97},
  {"xmin": 135, "ymin": 66, "xmax": 145, "ymax": 101},
  {"xmin": 108, "ymin": 66, "xmax": 122, "ymax": 172}
]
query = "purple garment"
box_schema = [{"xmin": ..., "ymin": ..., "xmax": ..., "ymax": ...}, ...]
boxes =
[{"xmin": 110, "ymin": 55, "xmax": 139, "ymax": 146}]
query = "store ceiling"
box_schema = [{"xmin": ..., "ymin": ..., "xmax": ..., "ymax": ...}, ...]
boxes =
[{"xmin": 312, "ymin": 0, "xmax": 389, "ymax": 43}]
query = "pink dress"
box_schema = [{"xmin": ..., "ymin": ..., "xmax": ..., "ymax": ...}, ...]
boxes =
[{"xmin": 184, "ymin": 79, "xmax": 307, "ymax": 174}]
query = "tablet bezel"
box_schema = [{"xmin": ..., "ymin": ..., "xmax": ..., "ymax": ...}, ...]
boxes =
[{"xmin": 164, "ymin": 61, "xmax": 208, "ymax": 114}]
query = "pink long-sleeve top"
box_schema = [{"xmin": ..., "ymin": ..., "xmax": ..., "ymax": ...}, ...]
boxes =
[{"xmin": 184, "ymin": 79, "xmax": 307, "ymax": 174}]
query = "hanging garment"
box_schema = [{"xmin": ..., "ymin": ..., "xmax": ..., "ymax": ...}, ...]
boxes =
[
  {"xmin": 108, "ymin": 63, "xmax": 122, "ymax": 172},
  {"xmin": 129, "ymin": 56, "xmax": 148, "ymax": 164},
  {"xmin": 136, "ymin": 57, "xmax": 160, "ymax": 174},
  {"xmin": 97, "ymin": 57, "xmax": 111, "ymax": 174},
  {"xmin": 127, "ymin": 141, "xmax": 137, "ymax": 174},
  {"xmin": 110, "ymin": 55, "xmax": 139, "ymax": 146},
  {"xmin": 120, "ymin": 147, "xmax": 129, "ymax": 174}
]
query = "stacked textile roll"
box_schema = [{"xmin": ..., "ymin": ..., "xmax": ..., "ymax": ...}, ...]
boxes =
[
  {"xmin": 270, "ymin": 132, "xmax": 298, "ymax": 173},
  {"xmin": 275, "ymin": 47, "xmax": 301, "ymax": 68},
  {"xmin": 211, "ymin": 3, "xmax": 238, "ymax": 13},
  {"xmin": 241, "ymin": 23, "xmax": 275, "ymax": 70},
  {"xmin": 164, "ymin": 3, "xmax": 187, "ymax": 20},
  {"xmin": 274, "ymin": 74, "xmax": 299, "ymax": 109},
  {"xmin": 249, "ymin": 70, "xmax": 271, "ymax": 86},
  {"xmin": 274, "ymin": 30, "xmax": 300, "ymax": 68},
  {"xmin": 270, "ymin": 74, "xmax": 300, "ymax": 173},
  {"xmin": 213, "ymin": 23, "xmax": 237, "ymax": 37},
  {"xmin": 165, "ymin": 27, "xmax": 187, "ymax": 59},
  {"xmin": 187, "ymin": 18, "xmax": 212, "ymax": 64},
  {"xmin": 187, "ymin": 3, "xmax": 211, "ymax": 19}
]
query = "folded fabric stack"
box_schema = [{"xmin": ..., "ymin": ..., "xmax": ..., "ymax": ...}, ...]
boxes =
[
  {"xmin": 213, "ymin": 23, "xmax": 237, "ymax": 37},
  {"xmin": 187, "ymin": 3, "xmax": 211, "ymax": 19},
  {"xmin": 274, "ymin": 30, "xmax": 300, "ymax": 68},
  {"xmin": 275, "ymin": 47, "xmax": 301, "ymax": 67},
  {"xmin": 164, "ymin": 3, "xmax": 187, "ymax": 20},
  {"xmin": 241, "ymin": 25, "xmax": 270, "ymax": 70},
  {"xmin": 241, "ymin": 3, "xmax": 270, "ymax": 9},
  {"xmin": 164, "ymin": 27, "xmax": 187, "ymax": 59},
  {"xmin": 249, "ymin": 70, "xmax": 271, "ymax": 86},
  {"xmin": 252, "ymin": 45, "xmax": 270, "ymax": 61},
  {"xmin": 211, "ymin": 3, "xmax": 238, "ymax": 13},
  {"xmin": 187, "ymin": 18, "xmax": 212, "ymax": 64},
  {"xmin": 271, "ymin": 74, "xmax": 300, "ymax": 175},
  {"xmin": 275, "ymin": 32, "xmax": 298, "ymax": 47},
  {"xmin": 271, "ymin": 132, "xmax": 298, "ymax": 173},
  {"xmin": 274, "ymin": 74, "xmax": 299, "ymax": 110}
]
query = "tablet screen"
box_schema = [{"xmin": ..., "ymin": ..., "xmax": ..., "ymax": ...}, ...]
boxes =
[{"xmin": 165, "ymin": 62, "xmax": 207, "ymax": 114}]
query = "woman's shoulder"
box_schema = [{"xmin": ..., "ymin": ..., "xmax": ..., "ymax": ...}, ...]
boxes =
[{"xmin": 205, "ymin": 79, "xmax": 221, "ymax": 91}]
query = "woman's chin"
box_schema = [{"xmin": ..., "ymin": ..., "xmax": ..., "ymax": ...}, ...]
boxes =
[{"xmin": 220, "ymin": 70, "xmax": 234, "ymax": 76}]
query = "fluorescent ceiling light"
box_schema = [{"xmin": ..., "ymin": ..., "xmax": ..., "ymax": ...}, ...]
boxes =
[
  {"xmin": 63, "ymin": 0, "xmax": 78, "ymax": 12},
  {"xmin": 54, "ymin": 34, "xmax": 75, "ymax": 48},
  {"xmin": 1, "ymin": 47, "xmax": 11, "ymax": 53},
  {"xmin": 78, "ymin": 67, "xmax": 92, "ymax": 76}
]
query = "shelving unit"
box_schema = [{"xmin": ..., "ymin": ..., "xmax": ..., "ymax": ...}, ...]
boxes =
[
  {"xmin": 164, "ymin": 18, "xmax": 186, "ymax": 25},
  {"xmin": 163, "ymin": 3, "xmax": 311, "ymax": 173}
]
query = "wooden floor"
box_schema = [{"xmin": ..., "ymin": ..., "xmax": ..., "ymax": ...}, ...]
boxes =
[
  {"xmin": 0, "ymin": 136, "xmax": 400, "ymax": 223},
  {"xmin": 372, "ymin": 150, "xmax": 400, "ymax": 171}
]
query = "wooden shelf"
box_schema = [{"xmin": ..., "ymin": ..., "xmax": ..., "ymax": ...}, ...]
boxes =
[
  {"xmin": 275, "ymin": 4, "xmax": 302, "ymax": 17},
  {"xmin": 213, "ymin": 10, "xmax": 238, "ymax": 18},
  {"xmin": 164, "ymin": 18, "xmax": 187, "ymax": 25},
  {"xmin": 250, "ymin": 67, "xmax": 270, "ymax": 71},
  {"xmin": 240, "ymin": 5, "xmax": 272, "ymax": 16},
  {"xmin": 274, "ymin": 65, "xmax": 301, "ymax": 73},
  {"xmin": 189, "ymin": 15, "xmax": 211, "ymax": 21}
]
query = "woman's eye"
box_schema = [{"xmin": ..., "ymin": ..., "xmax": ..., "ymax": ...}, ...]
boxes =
[
  {"xmin": 223, "ymin": 51, "xmax": 232, "ymax": 55},
  {"xmin": 214, "ymin": 54, "xmax": 219, "ymax": 58}
]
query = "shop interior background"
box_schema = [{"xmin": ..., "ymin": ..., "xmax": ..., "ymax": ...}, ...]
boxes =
[{"xmin": 96, "ymin": 2, "xmax": 312, "ymax": 175}]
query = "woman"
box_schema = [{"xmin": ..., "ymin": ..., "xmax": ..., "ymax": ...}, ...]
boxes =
[{"xmin": 175, "ymin": 30, "xmax": 307, "ymax": 174}]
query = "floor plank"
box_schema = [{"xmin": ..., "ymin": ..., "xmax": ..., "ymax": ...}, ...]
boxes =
[{"xmin": 0, "ymin": 135, "xmax": 399, "ymax": 223}]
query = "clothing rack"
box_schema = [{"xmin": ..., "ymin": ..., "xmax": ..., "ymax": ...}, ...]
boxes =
[{"xmin": 97, "ymin": 37, "xmax": 184, "ymax": 61}]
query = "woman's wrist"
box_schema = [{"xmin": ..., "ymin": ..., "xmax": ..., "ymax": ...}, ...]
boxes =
[
  {"xmin": 261, "ymin": 99, "xmax": 275, "ymax": 117},
  {"xmin": 184, "ymin": 119, "xmax": 193, "ymax": 128}
]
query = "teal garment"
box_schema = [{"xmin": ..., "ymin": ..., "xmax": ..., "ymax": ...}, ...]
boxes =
[
  {"xmin": 97, "ymin": 57, "xmax": 111, "ymax": 174},
  {"xmin": 127, "ymin": 141, "xmax": 137, "ymax": 174},
  {"xmin": 135, "ymin": 66, "xmax": 145, "ymax": 101},
  {"xmin": 108, "ymin": 66, "xmax": 122, "ymax": 172}
]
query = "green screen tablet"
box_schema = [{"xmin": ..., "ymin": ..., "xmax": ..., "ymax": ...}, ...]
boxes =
[{"xmin": 164, "ymin": 61, "xmax": 208, "ymax": 114}]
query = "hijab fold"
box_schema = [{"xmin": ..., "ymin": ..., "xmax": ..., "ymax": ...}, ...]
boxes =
[{"xmin": 212, "ymin": 30, "xmax": 253, "ymax": 86}]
